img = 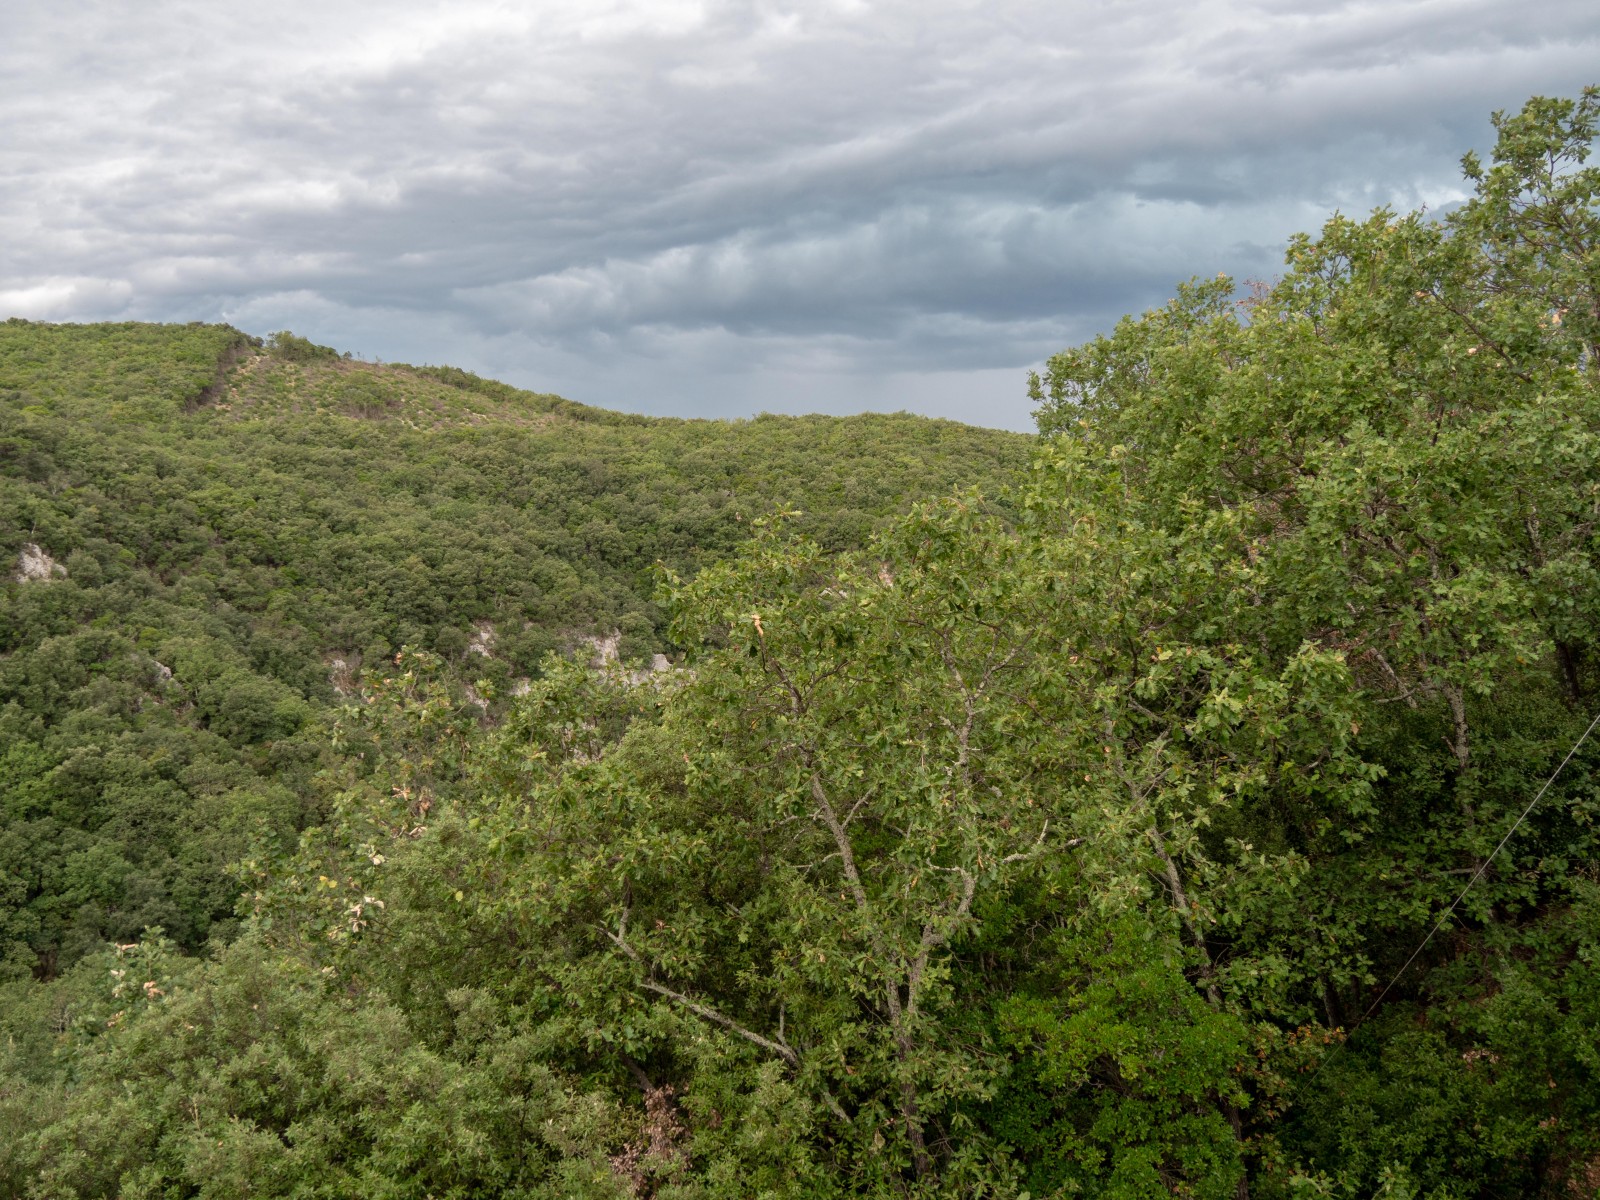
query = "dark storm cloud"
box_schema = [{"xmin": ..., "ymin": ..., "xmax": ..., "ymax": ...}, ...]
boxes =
[{"xmin": 2, "ymin": 0, "xmax": 1595, "ymax": 427}]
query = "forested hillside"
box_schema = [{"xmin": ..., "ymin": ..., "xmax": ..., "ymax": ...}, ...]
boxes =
[
  {"xmin": 0, "ymin": 322, "xmax": 1028, "ymax": 978},
  {"xmin": 2, "ymin": 90, "xmax": 1599, "ymax": 1200}
]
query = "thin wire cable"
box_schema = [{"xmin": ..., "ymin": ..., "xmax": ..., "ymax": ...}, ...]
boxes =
[{"xmin": 1323, "ymin": 704, "xmax": 1600, "ymax": 1063}]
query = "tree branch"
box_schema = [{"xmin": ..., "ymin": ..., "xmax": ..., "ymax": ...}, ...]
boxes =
[
  {"xmin": 606, "ymin": 913, "xmax": 852, "ymax": 1125},
  {"xmin": 999, "ymin": 820, "xmax": 1085, "ymax": 864},
  {"xmin": 637, "ymin": 980, "xmax": 800, "ymax": 1067}
]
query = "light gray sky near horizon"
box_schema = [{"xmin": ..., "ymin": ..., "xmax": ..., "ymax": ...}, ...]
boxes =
[{"xmin": 2, "ymin": 2, "xmax": 1595, "ymax": 430}]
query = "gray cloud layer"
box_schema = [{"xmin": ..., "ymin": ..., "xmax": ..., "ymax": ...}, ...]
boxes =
[{"xmin": 3, "ymin": 1, "xmax": 1595, "ymax": 427}]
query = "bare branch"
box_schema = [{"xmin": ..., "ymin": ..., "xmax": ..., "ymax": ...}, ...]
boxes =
[
  {"xmin": 811, "ymin": 772, "xmax": 904, "ymax": 1032},
  {"xmin": 818, "ymin": 1088, "xmax": 851, "ymax": 1124},
  {"xmin": 618, "ymin": 1053, "xmax": 655, "ymax": 1094},
  {"xmin": 842, "ymin": 790, "xmax": 872, "ymax": 827},
  {"xmin": 604, "ymin": 907, "xmax": 637, "ymax": 959},
  {"xmin": 925, "ymin": 864, "xmax": 977, "ymax": 931},
  {"xmin": 605, "ymin": 914, "xmax": 855, "ymax": 1125},
  {"xmin": 999, "ymin": 820, "xmax": 1087, "ymax": 864},
  {"xmin": 810, "ymin": 775, "xmax": 873, "ymax": 920},
  {"xmin": 638, "ymin": 980, "xmax": 800, "ymax": 1066},
  {"xmin": 751, "ymin": 615, "xmax": 809, "ymax": 716},
  {"xmin": 1361, "ymin": 647, "xmax": 1421, "ymax": 709},
  {"xmin": 905, "ymin": 865, "xmax": 977, "ymax": 1021},
  {"xmin": 608, "ymin": 910, "xmax": 803, "ymax": 1066}
]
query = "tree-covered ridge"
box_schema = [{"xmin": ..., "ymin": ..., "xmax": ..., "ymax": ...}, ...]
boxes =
[
  {"xmin": 2, "ymin": 90, "xmax": 1599, "ymax": 1200},
  {"xmin": 0, "ymin": 320, "xmax": 1029, "ymax": 978},
  {"xmin": 0, "ymin": 318, "xmax": 248, "ymax": 418}
]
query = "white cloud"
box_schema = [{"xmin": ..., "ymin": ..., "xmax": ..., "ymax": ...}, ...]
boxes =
[{"xmin": 1, "ymin": 0, "xmax": 1594, "ymax": 428}]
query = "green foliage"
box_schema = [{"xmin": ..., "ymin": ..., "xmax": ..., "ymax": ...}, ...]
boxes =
[
  {"xmin": 1029, "ymin": 88, "xmax": 1600, "ymax": 1198},
  {"xmin": 0, "ymin": 319, "xmax": 1026, "ymax": 984},
  {"xmin": 264, "ymin": 329, "xmax": 342, "ymax": 363},
  {"xmin": 2, "ymin": 932, "xmax": 629, "ymax": 1199},
  {"xmin": 212, "ymin": 483, "xmax": 1363, "ymax": 1196},
  {"xmin": 3, "ymin": 90, "xmax": 1600, "ymax": 1199}
]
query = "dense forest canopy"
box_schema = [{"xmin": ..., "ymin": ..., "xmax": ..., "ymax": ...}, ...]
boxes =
[
  {"xmin": 0, "ymin": 321, "xmax": 1027, "ymax": 976},
  {"xmin": 1, "ymin": 89, "xmax": 1598, "ymax": 1199}
]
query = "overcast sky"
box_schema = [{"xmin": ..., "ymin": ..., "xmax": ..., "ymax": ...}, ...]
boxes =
[{"xmin": 2, "ymin": 1, "xmax": 1595, "ymax": 429}]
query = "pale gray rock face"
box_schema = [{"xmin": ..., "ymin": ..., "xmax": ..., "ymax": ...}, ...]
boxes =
[
  {"xmin": 624, "ymin": 652, "xmax": 675, "ymax": 688},
  {"xmin": 585, "ymin": 630, "xmax": 623, "ymax": 668},
  {"xmin": 14, "ymin": 543, "xmax": 66, "ymax": 582},
  {"xmin": 328, "ymin": 657, "xmax": 356, "ymax": 696},
  {"xmin": 468, "ymin": 622, "xmax": 496, "ymax": 657}
]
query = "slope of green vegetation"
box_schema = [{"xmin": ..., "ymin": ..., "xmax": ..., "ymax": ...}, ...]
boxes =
[
  {"xmin": 2, "ymin": 90, "xmax": 1598, "ymax": 1200},
  {"xmin": 0, "ymin": 321, "xmax": 1029, "ymax": 977}
]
